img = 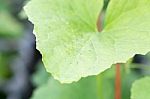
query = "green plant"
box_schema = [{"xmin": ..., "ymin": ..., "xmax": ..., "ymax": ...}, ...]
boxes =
[{"xmin": 24, "ymin": 0, "xmax": 150, "ymax": 99}]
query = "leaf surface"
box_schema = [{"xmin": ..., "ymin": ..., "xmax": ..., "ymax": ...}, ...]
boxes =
[
  {"xmin": 131, "ymin": 76, "xmax": 150, "ymax": 99},
  {"xmin": 31, "ymin": 67, "xmax": 116, "ymax": 99},
  {"xmin": 25, "ymin": 0, "xmax": 150, "ymax": 83}
]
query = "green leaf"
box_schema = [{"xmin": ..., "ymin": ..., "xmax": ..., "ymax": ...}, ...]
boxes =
[
  {"xmin": 131, "ymin": 76, "xmax": 150, "ymax": 99},
  {"xmin": 31, "ymin": 67, "xmax": 116, "ymax": 99},
  {"xmin": 24, "ymin": 0, "xmax": 150, "ymax": 83},
  {"xmin": 31, "ymin": 76, "xmax": 100, "ymax": 99},
  {"xmin": 101, "ymin": 0, "xmax": 150, "ymax": 64},
  {"xmin": 104, "ymin": 0, "xmax": 150, "ymax": 27},
  {"xmin": 24, "ymin": 0, "xmax": 103, "ymax": 83},
  {"xmin": 31, "ymin": 63, "xmax": 147, "ymax": 99}
]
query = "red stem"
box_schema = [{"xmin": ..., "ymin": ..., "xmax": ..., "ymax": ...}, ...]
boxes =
[
  {"xmin": 115, "ymin": 63, "xmax": 121, "ymax": 99},
  {"xmin": 97, "ymin": 11, "xmax": 104, "ymax": 32},
  {"xmin": 97, "ymin": 10, "xmax": 122, "ymax": 99}
]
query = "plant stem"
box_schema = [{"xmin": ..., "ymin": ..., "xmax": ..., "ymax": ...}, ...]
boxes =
[
  {"xmin": 115, "ymin": 63, "xmax": 121, "ymax": 99},
  {"xmin": 97, "ymin": 11, "xmax": 104, "ymax": 32}
]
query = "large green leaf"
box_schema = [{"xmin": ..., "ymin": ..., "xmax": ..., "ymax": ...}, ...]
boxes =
[
  {"xmin": 24, "ymin": 0, "xmax": 150, "ymax": 83},
  {"xmin": 24, "ymin": 0, "xmax": 103, "ymax": 83},
  {"xmin": 131, "ymin": 76, "xmax": 150, "ymax": 99}
]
